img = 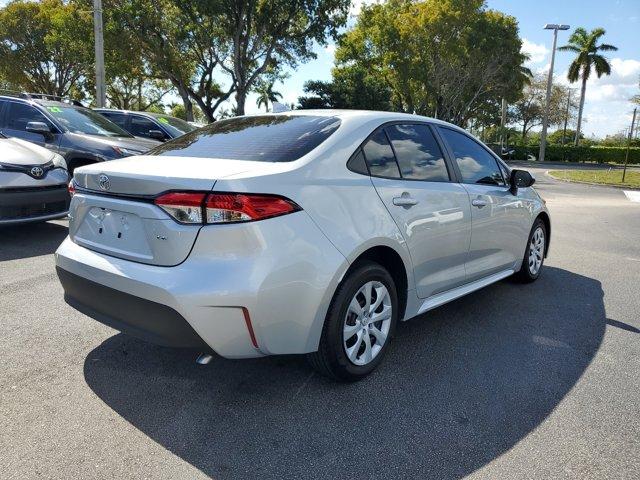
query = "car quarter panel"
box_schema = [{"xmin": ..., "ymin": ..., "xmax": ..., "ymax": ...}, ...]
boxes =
[{"xmin": 211, "ymin": 116, "xmax": 418, "ymax": 317}]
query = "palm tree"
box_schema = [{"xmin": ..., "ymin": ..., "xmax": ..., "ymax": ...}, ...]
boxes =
[
  {"xmin": 558, "ymin": 28, "xmax": 617, "ymax": 145},
  {"xmin": 255, "ymin": 81, "xmax": 283, "ymax": 112}
]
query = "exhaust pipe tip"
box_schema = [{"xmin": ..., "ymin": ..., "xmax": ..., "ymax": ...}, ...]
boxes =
[{"xmin": 196, "ymin": 353, "xmax": 213, "ymax": 365}]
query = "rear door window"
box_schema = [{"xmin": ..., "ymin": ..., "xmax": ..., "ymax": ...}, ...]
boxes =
[
  {"xmin": 101, "ymin": 112, "xmax": 128, "ymax": 129},
  {"xmin": 151, "ymin": 115, "xmax": 341, "ymax": 162},
  {"xmin": 129, "ymin": 116, "xmax": 160, "ymax": 138},
  {"xmin": 362, "ymin": 130, "xmax": 401, "ymax": 179},
  {"xmin": 385, "ymin": 124, "xmax": 449, "ymax": 182}
]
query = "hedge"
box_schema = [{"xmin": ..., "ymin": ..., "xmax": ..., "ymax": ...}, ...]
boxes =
[{"xmin": 509, "ymin": 145, "xmax": 640, "ymax": 164}]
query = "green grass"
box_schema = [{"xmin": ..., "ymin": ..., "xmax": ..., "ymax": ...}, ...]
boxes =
[{"xmin": 548, "ymin": 169, "xmax": 640, "ymax": 188}]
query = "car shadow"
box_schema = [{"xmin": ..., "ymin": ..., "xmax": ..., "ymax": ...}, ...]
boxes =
[
  {"xmin": 83, "ymin": 266, "xmax": 606, "ymax": 479},
  {"xmin": 0, "ymin": 220, "xmax": 68, "ymax": 261}
]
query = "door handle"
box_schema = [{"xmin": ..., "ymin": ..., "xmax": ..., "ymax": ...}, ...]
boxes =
[
  {"xmin": 393, "ymin": 195, "xmax": 419, "ymax": 207},
  {"xmin": 471, "ymin": 198, "xmax": 488, "ymax": 208}
]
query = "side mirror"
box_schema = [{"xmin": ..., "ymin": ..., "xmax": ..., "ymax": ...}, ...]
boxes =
[
  {"xmin": 26, "ymin": 121, "xmax": 53, "ymax": 137},
  {"xmin": 148, "ymin": 129, "xmax": 167, "ymax": 141},
  {"xmin": 510, "ymin": 169, "xmax": 535, "ymax": 194}
]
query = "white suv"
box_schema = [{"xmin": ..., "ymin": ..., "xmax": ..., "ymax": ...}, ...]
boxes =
[{"xmin": 56, "ymin": 111, "xmax": 550, "ymax": 381}]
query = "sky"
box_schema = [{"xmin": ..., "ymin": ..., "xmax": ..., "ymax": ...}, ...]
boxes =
[
  {"xmin": 1, "ymin": 0, "xmax": 638, "ymax": 137},
  {"xmin": 263, "ymin": 0, "xmax": 640, "ymax": 138}
]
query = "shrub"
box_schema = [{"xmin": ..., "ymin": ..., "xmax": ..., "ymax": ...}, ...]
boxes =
[{"xmin": 508, "ymin": 145, "xmax": 640, "ymax": 164}]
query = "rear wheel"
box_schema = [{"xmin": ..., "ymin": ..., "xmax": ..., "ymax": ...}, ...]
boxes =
[
  {"xmin": 307, "ymin": 261, "xmax": 398, "ymax": 381},
  {"xmin": 515, "ymin": 218, "xmax": 547, "ymax": 283}
]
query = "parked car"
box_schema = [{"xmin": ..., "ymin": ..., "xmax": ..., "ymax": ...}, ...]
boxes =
[
  {"xmin": 94, "ymin": 108, "xmax": 197, "ymax": 141},
  {"xmin": 0, "ymin": 94, "xmax": 160, "ymax": 174},
  {"xmin": 0, "ymin": 133, "xmax": 69, "ymax": 225},
  {"xmin": 55, "ymin": 111, "xmax": 550, "ymax": 381}
]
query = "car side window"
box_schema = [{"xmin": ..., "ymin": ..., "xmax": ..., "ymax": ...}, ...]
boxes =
[
  {"xmin": 440, "ymin": 127, "xmax": 505, "ymax": 186},
  {"xmin": 129, "ymin": 116, "xmax": 158, "ymax": 138},
  {"xmin": 347, "ymin": 149, "xmax": 369, "ymax": 175},
  {"xmin": 5, "ymin": 102, "xmax": 51, "ymax": 131},
  {"xmin": 102, "ymin": 112, "xmax": 128, "ymax": 129},
  {"xmin": 362, "ymin": 130, "xmax": 401, "ymax": 179},
  {"xmin": 385, "ymin": 124, "xmax": 449, "ymax": 182}
]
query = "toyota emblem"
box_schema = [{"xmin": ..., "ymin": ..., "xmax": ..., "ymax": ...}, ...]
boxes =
[
  {"xmin": 30, "ymin": 166, "xmax": 44, "ymax": 178},
  {"xmin": 98, "ymin": 174, "xmax": 111, "ymax": 191}
]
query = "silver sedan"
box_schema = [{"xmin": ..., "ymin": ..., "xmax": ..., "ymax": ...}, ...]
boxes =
[{"xmin": 55, "ymin": 111, "xmax": 550, "ymax": 381}]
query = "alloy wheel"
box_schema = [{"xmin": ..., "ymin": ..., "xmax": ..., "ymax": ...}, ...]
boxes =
[
  {"xmin": 528, "ymin": 226, "xmax": 545, "ymax": 275},
  {"xmin": 343, "ymin": 281, "xmax": 392, "ymax": 366}
]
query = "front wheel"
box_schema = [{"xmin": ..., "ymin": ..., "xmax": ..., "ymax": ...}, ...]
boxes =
[
  {"xmin": 515, "ymin": 218, "xmax": 547, "ymax": 283},
  {"xmin": 307, "ymin": 261, "xmax": 398, "ymax": 381}
]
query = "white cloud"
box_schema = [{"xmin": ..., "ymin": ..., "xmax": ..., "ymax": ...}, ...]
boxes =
[
  {"xmin": 555, "ymin": 58, "xmax": 640, "ymax": 137},
  {"xmin": 521, "ymin": 38, "xmax": 549, "ymax": 64}
]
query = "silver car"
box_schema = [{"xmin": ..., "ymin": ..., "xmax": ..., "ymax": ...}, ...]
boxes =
[
  {"xmin": 0, "ymin": 133, "xmax": 69, "ymax": 225},
  {"xmin": 55, "ymin": 111, "xmax": 550, "ymax": 381}
]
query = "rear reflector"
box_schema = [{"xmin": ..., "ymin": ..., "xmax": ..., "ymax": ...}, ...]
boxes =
[
  {"xmin": 242, "ymin": 307, "xmax": 259, "ymax": 348},
  {"xmin": 154, "ymin": 191, "xmax": 299, "ymax": 225},
  {"xmin": 68, "ymin": 180, "xmax": 76, "ymax": 197}
]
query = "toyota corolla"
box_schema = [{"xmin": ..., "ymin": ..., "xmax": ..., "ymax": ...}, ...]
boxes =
[{"xmin": 55, "ymin": 111, "xmax": 550, "ymax": 381}]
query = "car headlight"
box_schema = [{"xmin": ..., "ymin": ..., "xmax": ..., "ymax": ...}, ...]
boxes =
[
  {"xmin": 111, "ymin": 146, "xmax": 141, "ymax": 158},
  {"xmin": 51, "ymin": 153, "xmax": 67, "ymax": 170}
]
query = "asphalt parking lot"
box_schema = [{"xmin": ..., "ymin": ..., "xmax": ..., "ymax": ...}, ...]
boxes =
[{"xmin": 1, "ymin": 167, "xmax": 639, "ymax": 479}]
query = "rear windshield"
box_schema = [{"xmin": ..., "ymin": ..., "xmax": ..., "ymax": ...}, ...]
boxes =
[{"xmin": 149, "ymin": 115, "xmax": 341, "ymax": 162}]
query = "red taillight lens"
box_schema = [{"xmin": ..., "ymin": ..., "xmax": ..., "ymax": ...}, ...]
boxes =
[
  {"xmin": 154, "ymin": 192, "xmax": 206, "ymax": 224},
  {"xmin": 68, "ymin": 180, "xmax": 75, "ymax": 197},
  {"xmin": 204, "ymin": 193, "xmax": 298, "ymax": 224},
  {"xmin": 154, "ymin": 192, "xmax": 299, "ymax": 224}
]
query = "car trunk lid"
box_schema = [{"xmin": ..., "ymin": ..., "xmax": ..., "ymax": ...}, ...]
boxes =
[{"xmin": 69, "ymin": 156, "xmax": 286, "ymax": 266}]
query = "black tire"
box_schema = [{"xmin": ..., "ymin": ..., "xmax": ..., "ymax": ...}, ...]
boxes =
[
  {"xmin": 307, "ymin": 260, "xmax": 399, "ymax": 381},
  {"xmin": 515, "ymin": 217, "xmax": 547, "ymax": 283}
]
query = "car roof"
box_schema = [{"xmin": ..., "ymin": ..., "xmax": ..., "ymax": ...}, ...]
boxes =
[
  {"xmin": 0, "ymin": 95, "xmax": 83, "ymax": 109},
  {"xmin": 94, "ymin": 108, "xmax": 162, "ymax": 118},
  {"xmin": 241, "ymin": 109, "xmax": 458, "ymax": 128}
]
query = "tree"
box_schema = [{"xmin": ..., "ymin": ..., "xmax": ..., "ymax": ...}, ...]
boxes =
[
  {"xmin": 547, "ymin": 129, "xmax": 582, "ymax": 145},
  {"xmin": 511, "ymin": 74, "xmax": 569, "ymax": 141},
  {"xmin": 558, "ymin": 27, "xmax": 618, "ymax": 145},
  {"xmin": 187, "ymin": 0, "xmax": 350, "ymax": 115},
  {"xmin": 0, "ymin": 0, "xmax": 92, "ymax": 97},
  {"xmin": 111, "ymin": 0, "xmax": 234, "ymax": 122},
  {"xmin": 254, "ymin": 80, "xmax": 282, "ymax": 112},
  {"xmin": 298, "ymin": 65, "xmax": 392, "ymax": 110},
  {"xmin": 332, "ymin": 0, "xmax": 529, "ymax": 126}
]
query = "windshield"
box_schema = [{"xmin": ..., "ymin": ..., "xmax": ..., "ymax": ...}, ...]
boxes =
[
  {"xmin": 148, "ymin": 113, "xmax": 197, "ymax": 136},
  {"xmin": 44, "ymin": 105, "xmax": 133, "ymax": 137},
  {"xmin": 150, "ymin": 115, "xmax": 341, "ymax": 162}
]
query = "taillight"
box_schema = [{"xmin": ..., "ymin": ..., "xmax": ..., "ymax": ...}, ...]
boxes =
[
  {"xmin": 154, "ymin": 192, "xmax": 299, "ymax": 224},
  {"xmin": 68, "ymin": 180, "xmax": 76, "ymax": 197},
  {"xmin": 205, "ymin": 193, "xmax": 298, "ymax": 223},
  {"xmin": 154, "ymin": 192, "xmax": 206, "ymax": 224}
]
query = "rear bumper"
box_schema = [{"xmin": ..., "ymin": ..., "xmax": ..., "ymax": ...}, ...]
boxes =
[
  {"xmin": 55, "ymin": 212, "xmax": 349, "ymax": 358},
  {"xmin": 57, "ymin": 267, "xmax": 209, "ymax": 349}
]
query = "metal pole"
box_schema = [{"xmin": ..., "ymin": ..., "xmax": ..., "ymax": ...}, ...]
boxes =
[
  {"xmin": 93, "ymin": 0, "xmax": 106, "ymax": 107},
  {"xmin": 562, "ymin": 89, "xmax": 571, "ymax": 146},
  {"xmin": 622, "ymin": 107, "xmax": 637, "ymax": 183},
  {"xmin": 500, "ymin": 97, "xmax": 507, "ymax": 150},
  {"xmin": 539, "ymin": 28, "xmax": 559, "ymax": 163}
]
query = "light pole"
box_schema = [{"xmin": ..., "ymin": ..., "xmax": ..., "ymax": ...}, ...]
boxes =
[
  {"xmin": 93, "ymin": 0, "xmax": 106, "ymax": 107},
  {"xmin": 539, "ymin": 23, "xmax": 570, "ymax": 162}
]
